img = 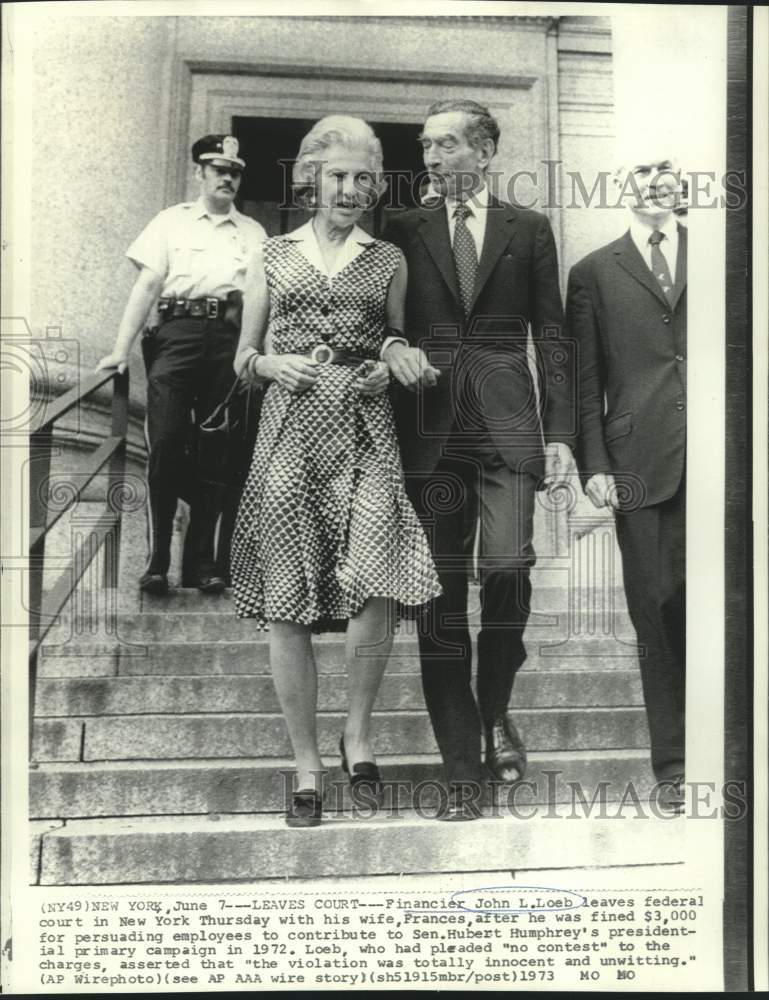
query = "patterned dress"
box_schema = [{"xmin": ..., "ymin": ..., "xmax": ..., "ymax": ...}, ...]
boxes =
[{"xmin": 231, "ymin": 231, "xmax": 441, "ymax": 630}]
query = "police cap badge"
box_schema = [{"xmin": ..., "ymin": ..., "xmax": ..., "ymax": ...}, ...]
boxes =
[{"xmin": 191, "ymin": 134, "xmax": 246, "ymax": 169}]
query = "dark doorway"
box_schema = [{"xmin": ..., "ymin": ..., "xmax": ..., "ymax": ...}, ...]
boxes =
[{"xmin": 232, "ymin": 115, "xmax": 426, "ymax": 237}]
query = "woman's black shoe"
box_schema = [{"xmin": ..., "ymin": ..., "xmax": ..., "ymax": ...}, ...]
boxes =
[
  {"xmin": 285, "ymin": 789, "xmax": 322, "ymax": 828},
  {"xmin": 340, "ymin": 736, "xmax": 384, "ymax": 808}
]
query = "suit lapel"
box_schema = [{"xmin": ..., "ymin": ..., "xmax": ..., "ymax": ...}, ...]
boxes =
[
  {"xmin": 614, "ymin": 230, "xmax": 670, "ymax": 309},
  {"xmin": 669, "ymin": 222, "xmax": 687, "ymax": 310},
  {"xmin": 417, "ymin": 206, "xmax": 461, "ymax": 304},
  {"xmin": 467, "ymin": 198, "xmax": 517, "ymax": 316}
]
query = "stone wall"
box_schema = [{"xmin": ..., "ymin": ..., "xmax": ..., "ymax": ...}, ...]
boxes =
[
  {"xmin": 25, "ymin": 12, "xmax": 615, "ymax": 404},
  {"xmin": 18, "ymin": 13, "xmax": 618, "ymax": 596}
]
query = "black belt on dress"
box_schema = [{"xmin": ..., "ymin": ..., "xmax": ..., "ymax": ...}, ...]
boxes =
[
  {"xmin": 158, "ymin": 296, "xmax": 228, "ymax": 322},
  {"xmin": 302, "ymin": 344, "xmax": 378, "ymax": 369}
]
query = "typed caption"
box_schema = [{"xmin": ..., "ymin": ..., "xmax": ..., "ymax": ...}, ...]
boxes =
[{"xmin": 31, "ymin": 885, "xmax": 712, "ymax": 991}]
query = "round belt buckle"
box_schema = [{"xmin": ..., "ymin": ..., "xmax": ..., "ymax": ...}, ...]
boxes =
[{"xmin": 311, "ymin": 344, "xmax": 335, "ymax": 365}]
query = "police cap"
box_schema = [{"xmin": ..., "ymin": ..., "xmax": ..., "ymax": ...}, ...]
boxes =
[{"xmin": 192, "ymin": 134, "xmax": 246, "ymax": 170}]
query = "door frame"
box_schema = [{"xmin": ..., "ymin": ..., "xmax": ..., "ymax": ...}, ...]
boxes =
[{"xmin": 164, "ymin": 56, "xmax": 552, "ymax": 209}]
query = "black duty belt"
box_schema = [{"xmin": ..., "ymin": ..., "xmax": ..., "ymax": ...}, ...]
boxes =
[
  {"xmin": 303, "ymin": 345, "xmax": 378, "ymax": 370},
  {"xmin": 158, "ymin": 297, "xmax": 228, "ymax": 322}
]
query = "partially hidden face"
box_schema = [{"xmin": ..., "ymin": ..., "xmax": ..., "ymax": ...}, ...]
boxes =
[
  {"xmin": 314, "ymin": 144, "xmax": 379, "ymax": 225},
  {"xmin": 616, "ymin": 156, "xmax": 682, "ymax": 219},
  {"xmin": 419, "ymin": 111, "xmax": 491, "ymax": 200}
]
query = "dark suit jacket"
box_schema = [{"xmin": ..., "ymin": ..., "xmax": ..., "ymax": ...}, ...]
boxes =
[
  {"xmin": 382, "ymin": 197, "xmax": 574, "ymax": 480},
  {"xmin": 566, "ymin": 224, "xmax": 687, "ymax": 509}
]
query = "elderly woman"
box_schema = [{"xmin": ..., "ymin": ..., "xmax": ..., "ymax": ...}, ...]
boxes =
[{"xmin": 230, "ymin": 116, "xmax": 440, "ymax": 827}]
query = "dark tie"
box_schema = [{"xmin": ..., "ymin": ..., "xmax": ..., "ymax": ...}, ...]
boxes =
[
  {"xmin": 648, "ymin": 230, "xmax": 674, "ymax": 304},
  {"xmin": 452, "ymin": 202, "xmax": 478, "ymax": 316}
]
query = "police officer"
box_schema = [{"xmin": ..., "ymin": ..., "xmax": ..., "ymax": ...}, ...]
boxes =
[{"xmin": 97, "ymin": 135, "xmax": 266, "ymax": 594}]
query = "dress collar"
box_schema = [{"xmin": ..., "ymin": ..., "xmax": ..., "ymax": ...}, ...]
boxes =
[
  {"xmin": 286, "ymin": 220, "xmax": 374, "ymax": 245},
  {"xmin": 285, "ymin": 220, "xmax": 374, "ymax": 278}
]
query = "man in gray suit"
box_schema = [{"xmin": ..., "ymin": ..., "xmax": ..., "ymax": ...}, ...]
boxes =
[{"xmin": 566, "ymin": 153, "xmax": 687, "ymax": 812}]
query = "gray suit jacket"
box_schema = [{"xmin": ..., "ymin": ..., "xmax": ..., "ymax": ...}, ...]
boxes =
[
  {"xmin": 382, "ymin": 198, "xmax": 574, "ymax": 481},
  {"xmin": 566, "ymin": 224, "xmax": 687, "ymax": 509}
]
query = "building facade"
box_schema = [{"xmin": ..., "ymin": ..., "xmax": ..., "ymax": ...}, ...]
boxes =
[{"xmin": 21, "ymin": 12, "xmax": 619, "ymax": 594}]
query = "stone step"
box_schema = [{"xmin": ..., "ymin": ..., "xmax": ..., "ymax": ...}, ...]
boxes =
[
  {"xmin": 33, "ymin": 707, "xmax": 650, "ymax": 763},
  {"xmin": 36, "ymin": 805, "xmax": 683, "ymax": 885},
  {"xmin": 39, "ymin": 637, "xmax": 640, "ymax": 679},
  {"xmin": 30, "ymin": 750, "xmax": 656, "ymax": 819},
  {"xmin": 30, "ymin": 821, "xmax": 64, "ymax": 885},
  {"xmin": 42, "ymin": 608, "xmax": 634, "ymax": 644},
  {"xmin": 139, "ymin": 584, "xmax": 630, "ymax": 614},
  {"xmin": 35, "ymin": 670, "xmax": 643, "ymax": 716}
]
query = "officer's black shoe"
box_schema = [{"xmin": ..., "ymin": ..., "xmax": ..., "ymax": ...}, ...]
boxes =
[
  {"xmin": 139, "ymin": 572, "xmax": 169, "ymax": 595},
  {"xmin": 195, "ymin": 574, "xmax": 226, "ymax": 594}
]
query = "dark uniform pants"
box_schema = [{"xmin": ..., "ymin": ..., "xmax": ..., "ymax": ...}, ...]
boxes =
[
  {"xmin": 144, "ymin": 316, "xmax": 238, "ymax": 579},
  {"xmin": 614, "ymin": 480, "xmax": 686, "ymax": 780},
  {"xmin": 409, "ymin": 434, "xmax": 537, "ymax": 787}
]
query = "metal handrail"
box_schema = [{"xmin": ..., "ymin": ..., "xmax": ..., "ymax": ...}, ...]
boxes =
[
  {"xmin": 30, "ymin": 370, "xmax": 120, "ymax": 435},
  {"xmin": 28, "ymin": 367, "xmax": 129, "ymax": 755}
]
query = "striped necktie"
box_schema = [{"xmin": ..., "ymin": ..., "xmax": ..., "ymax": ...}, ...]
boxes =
[{"xmin": 452, "ymin": 202, "xmax": 478, "ymax": 317}]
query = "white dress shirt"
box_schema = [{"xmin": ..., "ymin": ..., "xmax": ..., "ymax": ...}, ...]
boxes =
[
  {"xmin": 629, "ymin": 213, "xmax": 679, "ymax": 280},
  {"xmin": 381, "ymin": 184, "xmax": 492, "ymax": 360}
]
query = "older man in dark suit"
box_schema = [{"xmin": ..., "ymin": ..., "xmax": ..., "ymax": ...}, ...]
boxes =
[
  {"xmin": 566, "ymin": 154, "xmax": 686, "ymax": 812},
  {"xmin": 382, "ymin": 99, "xmax": 576, "ymax": 819}
]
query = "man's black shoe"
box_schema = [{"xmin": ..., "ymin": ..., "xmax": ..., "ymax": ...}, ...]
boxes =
[
  {"xmin": 139, "ymin": 572, "xmax": 169, "ymax": 595},
  {"xmin": 195, "ymin": 574, "xmax": 226, "ymax": 594},
  {"xmin": 654, "ymin": 773, "xmax": 685, "ymax": 815},
  {"xmin": 484, "ymin": 712, "xmax": 527, "ymax": 783}
]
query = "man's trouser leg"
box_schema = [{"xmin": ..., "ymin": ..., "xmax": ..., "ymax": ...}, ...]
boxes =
[
  {"xmin": 614, "ymin": 480, "xmax": 686, "ymax": 779},
  {"xmin": 217, "ymin": 379, "xmax": 262, "ymax": 585},
  {"xmin": 144, "ymin": 320, "xmax": 200, "ymax": 576},
  {"xmin": 183, "ymin": 321, "xmax": 239, "ymax": 582},
  {"xmin": 411, "ymin": 458, "xmax": 482, "ymax": 789},
  {"xmin": 474, "ymin": 455, "xmax": 537, "ymax": 725}
]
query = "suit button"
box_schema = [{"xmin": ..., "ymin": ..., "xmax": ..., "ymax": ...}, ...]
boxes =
[
  {"xmin": 676, "ymin": 401, "xmax": 685, "ymax": 410},
  {"xmin": 675, "ymin": 354, "xmax": 685, "ymax": 362},
  {"xmin": 662, "ymin": 315, "xmax": 671, "ymax": 324}
]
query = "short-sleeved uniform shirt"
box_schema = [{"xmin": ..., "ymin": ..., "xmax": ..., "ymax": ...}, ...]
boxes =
[{"xmin": 126, "ymin": 198, "xmax": 267, "ymax": 299}]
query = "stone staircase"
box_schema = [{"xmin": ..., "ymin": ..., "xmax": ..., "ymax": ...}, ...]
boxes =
[{"xmin": 29, "ymin": 576, "xmax": 684, "ymax": 886}]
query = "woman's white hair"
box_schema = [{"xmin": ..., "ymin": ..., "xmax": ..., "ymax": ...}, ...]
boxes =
[{"xmin": 292, "ymin": 115, "xmax": 387, "ymax": 208}]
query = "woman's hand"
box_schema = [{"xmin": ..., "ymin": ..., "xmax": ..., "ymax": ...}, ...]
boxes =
[
  {"xmin": 259, "ymin": 354, "xmax": 319, "ymax": 393},
  {"xmin": 354, "ymin": 360, "xmax": 390, "ymax": 397}
]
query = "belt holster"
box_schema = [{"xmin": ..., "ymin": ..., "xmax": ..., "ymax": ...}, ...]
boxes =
[{"xmin": 141, "ymin": 326, "xmax": 158, "ymax": 374}]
